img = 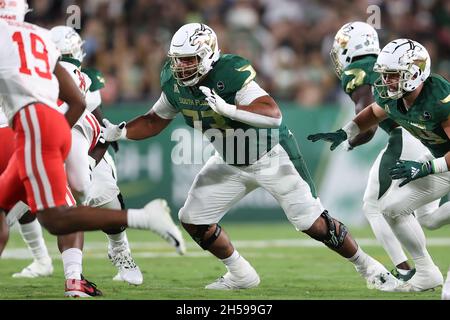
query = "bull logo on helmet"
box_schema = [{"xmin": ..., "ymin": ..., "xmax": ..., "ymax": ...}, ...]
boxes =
[{"xmin": 189, "ymin": 24, "xmax": 216, "ymax": 52}]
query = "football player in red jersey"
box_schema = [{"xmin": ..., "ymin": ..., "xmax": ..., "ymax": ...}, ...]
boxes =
[{"xmin": 0, "ymin": 0, "xmax": 185, "ymax": 297}]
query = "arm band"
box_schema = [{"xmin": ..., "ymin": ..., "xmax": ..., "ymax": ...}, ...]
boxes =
[
  {"xmin": 229, "ymin": 108, "xmax": 282, "ymax": 128},
  {"xmin": 431, "ymin": 157, "xmax": 448, "ymax": 173}
]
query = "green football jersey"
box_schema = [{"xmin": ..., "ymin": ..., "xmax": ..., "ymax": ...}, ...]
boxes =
[
  {"xmin": 82, "ymin": 67, "xmax": 106, "ymax": 92},
  {"xmin": 341, "ymin": 55, "xmax": 397, "ymax": 133},
  {"xmin": 161, "ymin": 54, "xmax": 289, "ymax": 165},
  {"xmin": 61, "ymin": 56, "xmax": 81, "ymax": 68},
  {"xmin": 375, "ymin": 74, "xmax": 450, "ymax": 158}
]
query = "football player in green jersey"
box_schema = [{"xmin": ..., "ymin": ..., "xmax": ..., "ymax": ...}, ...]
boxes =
[
  {"xmin": 329, "ymin": 22, "xmax": 445, "ymax": 282},
  {"xmin": 103, "ymin": 23, "xmax": 400, "ymax": 290},
  {"xmin": 309, "ymin": 38, "xmax": 450, "ymax": 293}
]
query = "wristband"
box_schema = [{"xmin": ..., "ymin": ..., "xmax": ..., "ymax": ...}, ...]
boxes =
[
  {"xmin": 342, "ymin": 121, "xmax": 360, "ymax": 140},
  {"xmin": 430, "ymin": 157, "xmax": 448, "ymax": 173}
]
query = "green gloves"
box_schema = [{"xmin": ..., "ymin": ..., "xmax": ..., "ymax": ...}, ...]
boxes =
[
  {"xmin": 389, "ymin": 160, "xmax": 433, "ymax": 187},
  {"xmin": 307, "ymin": 129, "xmax": 348, "ymax": 151}
]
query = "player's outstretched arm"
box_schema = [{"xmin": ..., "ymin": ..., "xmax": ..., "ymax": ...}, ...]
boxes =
[
  {"xmin": 102, "ymin": 110, "xmax": 172, "ymax": 142},
  {"xmin": 125, "ymin": 110, "xmax": 173, "ymax": 140},
  {"xmin": 54, "ymin": 63, "xmax": 86, "ymax": 128},
  {"xmin": 308, "ymin": 102, "xmax": 386, "ymax": 150},
  {"xmin": 346, "ymin": 85, "xmax": 378, "ymax": 148}
]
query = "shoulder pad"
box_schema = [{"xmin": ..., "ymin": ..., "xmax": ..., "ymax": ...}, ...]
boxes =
[
  {"xmin": 211, "ymin": 54, "xmax": 256, "ymax": 93},
  {"xmin": 341, "ymin": 56, "xmax": 376, "ymax": 94},
  {"xmin": 160, "ymin": 59, "xmax": 173, "ymax": 89}
]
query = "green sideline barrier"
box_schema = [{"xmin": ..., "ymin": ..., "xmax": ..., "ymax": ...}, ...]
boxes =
[{"xmin": 103, "ymin": 103, "xmax": 342, "ymax": 221}]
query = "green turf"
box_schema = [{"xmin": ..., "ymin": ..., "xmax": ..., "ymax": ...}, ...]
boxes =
[{"xmin": 1, "ymin": 223, "xmax": 449, "ymax": 300}]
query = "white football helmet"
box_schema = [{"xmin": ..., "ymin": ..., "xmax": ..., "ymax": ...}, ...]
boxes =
[
  {"xmin": 0, "ymin": 0, "xmax": 31, "ymax": 22},
  {"xmin": 50, "ymin": 26, "xmax": 86, "ymax": 62},
  {"xmin": 168, "ymin": 23, "xmax": 220, "ymax": 87},
  {"xmin": 374, "ymin": 39, "xmax": 431, "ymax": 99},
  {"xmin": 330, "ymin": 21, "xmax": 380, "ymax": 78}
]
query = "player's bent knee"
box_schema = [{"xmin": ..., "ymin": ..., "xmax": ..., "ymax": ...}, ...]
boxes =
[
  {"xmin": 417, "ymin": 214, "xmax": 439, "ymax": 230},
  {"xmin": 183, "ymin": 223, "xmax": 222, "ymax": 250},
  {"xmin": 306, "ymin": 211, "xmax": 348, "ymax": 249}
]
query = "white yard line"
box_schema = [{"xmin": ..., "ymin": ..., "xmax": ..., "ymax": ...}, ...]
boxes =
[{"xmin": 3, "ymin": 237, "xmax": 450, "ymax": 260}]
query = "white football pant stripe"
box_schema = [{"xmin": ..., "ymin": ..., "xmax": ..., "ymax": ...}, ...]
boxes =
[
  {"xmin": 65, "ymin": 186, "xmax": 76, "ymax": 207},
  {"xmin": 28, "ymin": 105, "xmax": 55, "ymax": 208},
  {"xmin": 19, "ymin": 105, "xmax": 55, "ymax": 210},
  {"xmin": 19, "ymin": 107, "xmax": 44, "ymax": 210}
]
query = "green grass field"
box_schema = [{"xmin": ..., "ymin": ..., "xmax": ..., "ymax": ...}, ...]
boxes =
[{"xmin": 1, "ymin": 222, "xmax": 449, "ymax": 300}]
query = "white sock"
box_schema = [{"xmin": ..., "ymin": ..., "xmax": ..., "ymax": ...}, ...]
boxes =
[
  {"xmin": 107, "ymin": 231, "xmax": 129, "ymax": 253},
  {"xmin": 364, "ymin": 209, "xmax": 408, "ymax": 266},
  {"xmin": 385, "ymin": 214, "xmax": 435, "ymax": 271},
  {"xmin": 127, "ymin": 209, "xmax": 148, "ymax": 229},
  {"xmin": 397, "ymin": 268, "xmax": 411, "ymax": 276},
  {"xmin": 221, "ymin": 250, "xmax": 251, "ymax": 277},
  {"xmin": 61, "ymin": 248, "xmax": 82, "ymax": 280},
  {"xmin": 348, "ymin": 246, "xmax": 370, "ymax": 270},
  {"xmin": 19, "ymin": 219, "xmax": 51, "ymax": 262}
]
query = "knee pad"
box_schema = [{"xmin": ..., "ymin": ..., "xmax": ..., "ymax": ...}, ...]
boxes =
[
  {"xmin": 191, "ymin": 224, "xmax": 222, "ymax": 250},
  {"xmin": 315, "ymin": 211, "xmax": 348, "ymax": 249}
]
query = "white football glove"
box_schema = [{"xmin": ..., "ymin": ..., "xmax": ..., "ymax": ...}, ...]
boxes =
[
  {"xmin": 199, "ymin": 86, "xmax": 236, "ymax": 117},
  {"xmin": 101, "ymin": 119, "xmax": 127, "ymax": 142}
]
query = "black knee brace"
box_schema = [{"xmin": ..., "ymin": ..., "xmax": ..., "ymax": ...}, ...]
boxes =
[
  {"xmin": 319, "ymin": 210, "xmax": 348, "ymax": 249},
  {"xmin": 192, "ymin": 224, "xmax": 222, "ymax": 250}
]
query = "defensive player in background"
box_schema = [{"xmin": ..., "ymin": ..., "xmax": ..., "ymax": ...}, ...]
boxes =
[
  {"xmin": 329, "ymin": 22, "xmax": 445, "ymax": 280},
  {"xmin": 102, "ymin": 22, "xmax": 400, "ymax": 291},
  {"xmin": 309, "ymin": 38, "xmax": 450, "ymax": 293},
  {"xmin": 0, "ymin": 1, "xmax": 185, "ymax": 297}
]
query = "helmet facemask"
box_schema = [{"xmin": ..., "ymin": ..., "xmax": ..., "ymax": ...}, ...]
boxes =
[
  {"xmin": 374, "ymin": 59, "xmax": 428, "ymax": 100},
  {"xmin": 62, "ymin": 28, "xmax": 86, "ymax": 62},
  {"xmin": 374, "ymin": 70, "xmax": 405, "ymax": 99},
  {"xmin": 70, "ymin": 37, "xmax": 86, "ymax": 62},
  {"xmin": 330, "ymin": 32, "xmax": 350, "ymax": 79},
  {"xmin": 169, "ymin": 54, "xmax": 202, "ymax": 87}
]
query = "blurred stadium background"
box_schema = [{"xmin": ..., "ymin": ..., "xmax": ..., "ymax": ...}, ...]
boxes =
[{"xmin": 25, "ymin": 0, "xmax": 450, "ymax": 226}]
